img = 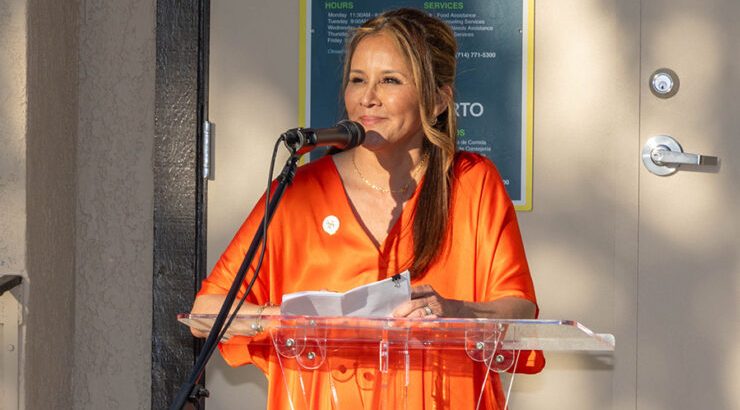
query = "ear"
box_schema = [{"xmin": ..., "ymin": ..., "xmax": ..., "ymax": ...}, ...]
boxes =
[{"xmin": 433, "ymin": 85, "xmax": 453, "ymax": 117}]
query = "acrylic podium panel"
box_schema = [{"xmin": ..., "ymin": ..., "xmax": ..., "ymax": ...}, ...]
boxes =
[{"xmin": 180, "ymin": 315, "xmax": 615, "ymax": 409}]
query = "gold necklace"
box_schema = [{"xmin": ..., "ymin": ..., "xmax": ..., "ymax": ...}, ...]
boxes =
[{"xmin": 352, "ymin": 152, "xmax": 429, "ymax": 194}]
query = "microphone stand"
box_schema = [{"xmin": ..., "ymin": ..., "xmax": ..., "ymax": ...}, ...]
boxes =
[{"xmin": 169, "ymin": 147, "xmax": 301, "ymax": 410}]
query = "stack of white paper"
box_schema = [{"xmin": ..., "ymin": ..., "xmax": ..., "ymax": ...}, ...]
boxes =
[{"xmin": 280, "ymin": 271, "xmax": 411, "ymax": 317}]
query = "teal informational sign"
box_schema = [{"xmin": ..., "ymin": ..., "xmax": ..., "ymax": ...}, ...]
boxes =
[{"xmin": 299, "ymin": 0, "xmax": 534, "ymax": 210}]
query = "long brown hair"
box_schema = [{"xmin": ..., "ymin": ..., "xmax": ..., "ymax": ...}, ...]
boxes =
[{"xmin": 342, "ymin": 9, "xmax": 458, "ymax": 276}]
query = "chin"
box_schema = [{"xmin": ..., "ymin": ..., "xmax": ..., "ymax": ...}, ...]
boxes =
[{"xmin": 360, "ymin": 131, "xmax": 389, "ymax": 150}]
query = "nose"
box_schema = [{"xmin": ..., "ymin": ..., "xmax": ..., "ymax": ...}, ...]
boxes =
[{"xmin": 360, "ymin": 83, "xmax": 380, "ymax": 107}]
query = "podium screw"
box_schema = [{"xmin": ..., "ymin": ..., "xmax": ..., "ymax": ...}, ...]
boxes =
[
  {"xmin": 495, "ymin": 354, "xmax": 505, "ymax": 364},
  {"xmin": 285, "ymin": 338, "xmax": 295, "ymax": 348},
  {"xmin": 475, "ymin": 341, "xmax": 485, "ymax": 350},
  {"xmin": 307, "ymin": 352, "xmax": 316, "ymax": 360}
]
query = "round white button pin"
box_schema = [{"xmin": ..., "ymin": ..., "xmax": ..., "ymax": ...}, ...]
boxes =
[{"xmin": 322, "ymin": 215, "xmax": 340, "ymax": 235}]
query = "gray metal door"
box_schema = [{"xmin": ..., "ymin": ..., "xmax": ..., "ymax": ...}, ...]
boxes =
[{"xmin": 638, "ymin": 1, "xmax": 740, "ymax": 408}]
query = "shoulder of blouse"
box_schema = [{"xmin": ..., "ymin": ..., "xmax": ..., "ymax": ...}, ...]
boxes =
[
  {"xmin": 452, "ymin": 151, "xmax": 499, "ymax": 182},
  {"xmin": 293, "ymin": 154, "xmax": 334, "ymax": 178},
  {"xmin": 277, "ymin": 155, "xmax": 338, "ymax": 193}
]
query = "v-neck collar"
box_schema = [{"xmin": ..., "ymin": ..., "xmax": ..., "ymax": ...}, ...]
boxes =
[{"xmin": 325, "ymin": 156, "xmax": 422, "ymax": 256}]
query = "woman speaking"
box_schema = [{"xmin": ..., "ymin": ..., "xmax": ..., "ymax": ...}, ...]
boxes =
[{"xmin": 191, "ymin": 8, "xmax": 542, "ymax": 409}]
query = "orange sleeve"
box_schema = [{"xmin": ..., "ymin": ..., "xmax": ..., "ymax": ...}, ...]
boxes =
[
  {"xmin": 197, "ymin": 192, "xmax": 271, "ymax": 305},
  {"xmin": 473, "ymin": 162, "xmax": 537, "ymax": 306},
  {"xmin": 196, "ymin": 191, "xmax": 273, "ymax": 368},
  {"xmin": 471, "ymin": 159, "xmax": 545, "ymax": 374}
]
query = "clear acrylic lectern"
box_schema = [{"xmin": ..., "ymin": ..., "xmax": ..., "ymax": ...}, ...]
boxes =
[{"xmin": 180, "ymin": 314, "xmax": 614, "ymax": 409}]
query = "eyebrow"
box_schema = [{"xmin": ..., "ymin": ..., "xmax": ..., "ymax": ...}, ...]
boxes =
[{"xmin": 349, "ymin": 69, "xmax": 409, "ymax": 77}]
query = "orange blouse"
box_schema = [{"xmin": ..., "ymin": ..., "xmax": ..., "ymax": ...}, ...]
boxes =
[{"xmin": 199, "ymin": 152, "xmax": 543, "ymax": 409}]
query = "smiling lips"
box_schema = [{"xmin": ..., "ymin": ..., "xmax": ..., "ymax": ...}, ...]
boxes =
[{"xmin": 358, "ymin": 115, "xmax": 386, "ymax": 127}]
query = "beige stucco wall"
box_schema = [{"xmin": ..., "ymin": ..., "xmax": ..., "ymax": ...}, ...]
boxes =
[
  {"xmin": 0, "ymin": 0, "xmax": 154, "ymax": 408},
  {"xmin": 74, "ymin": 0, "xmax": 155, "ymax": 408},
  {"xmin": 25, "ymin": 0, "xmax": 79, "ymax": 408},
  {"xmin": 0, "ymin": 0, "xmax": 27, "ymax": 277},
  {"xmin": 0, "ymin": 0, "xmax": 30, "ymax": 407}
]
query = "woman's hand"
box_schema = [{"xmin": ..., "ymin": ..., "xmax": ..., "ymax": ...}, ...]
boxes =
[
  {"xmin": 189, "ymin": 295, "xmax": 280, "ymax": 338},
  {"xmin": 392, "ymin": 284, "xmax": 463, "ymax": 318},
  {"xmin": 392, "ymin": 284, "xmax": 538, "ymax": 319}
]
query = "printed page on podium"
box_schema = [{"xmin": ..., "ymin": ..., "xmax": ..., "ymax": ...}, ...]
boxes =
[{"xmin": 280, "ymin": 271, "xmax": 411, "ymax": 317}]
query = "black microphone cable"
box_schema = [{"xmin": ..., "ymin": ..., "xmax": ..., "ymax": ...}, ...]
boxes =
[
  {"xmin": 213, "ymin": 135, "xmax": 284, "ymax": 343},
  {"xmin": 171, "ymin": 135, "xmax": 291, "ymax": 409}
]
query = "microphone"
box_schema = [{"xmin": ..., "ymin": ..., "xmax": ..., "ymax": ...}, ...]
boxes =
[{"xmin": 282, "ymin": 120, "xmax": 365, "ymax": 154}]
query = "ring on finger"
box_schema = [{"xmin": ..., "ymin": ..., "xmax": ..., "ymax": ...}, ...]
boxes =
[{"xmin": 423, "ymin": 306, "xmax": 433, "ymax": 316}]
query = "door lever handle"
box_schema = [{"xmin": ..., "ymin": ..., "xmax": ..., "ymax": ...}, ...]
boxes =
[
  {"xmin": 642, "ymin": 135, "xmax": 719, "ymax": 176},
  {"xmin": 650, "ymin": 148, "xmax": 718, "ymax": 166}
]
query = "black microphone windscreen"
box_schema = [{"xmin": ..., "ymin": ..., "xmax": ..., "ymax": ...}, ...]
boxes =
[{"xmin": 336, "ymin": 120, "xmax": 365, "ymax": 149}]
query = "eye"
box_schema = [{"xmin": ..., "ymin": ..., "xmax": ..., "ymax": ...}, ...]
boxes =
[
  {"xmin": 381, "ymin": 76, "xmax": 402, "ymax": 85},
  {"xmin": 348, "ymin": 76, "xmax": 365, "ymax": 84}
]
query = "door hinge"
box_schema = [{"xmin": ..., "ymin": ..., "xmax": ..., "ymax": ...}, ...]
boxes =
[{"xmin": 203, "ymin": 120, "xmax": 214, "ymax": 180}]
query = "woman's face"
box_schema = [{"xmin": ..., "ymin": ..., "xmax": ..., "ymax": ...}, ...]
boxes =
[{"xmin": 344, "ymin": 33, "xmax": 424, "ymax": 152}]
